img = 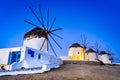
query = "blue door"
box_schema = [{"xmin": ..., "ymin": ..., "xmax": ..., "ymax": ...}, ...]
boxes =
[{"xmin": 8, "ymin": 51, "xmax": 21, "ymax": 65}]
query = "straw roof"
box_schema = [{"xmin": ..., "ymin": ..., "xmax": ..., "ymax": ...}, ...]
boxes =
[
  {"xmin": 69, "ymin": 43, "xmax": 83, "ymax": 48},
  {"xmin": 86, "ymin": 48, "xmax": 96, "ymax": 53},
  {"xmin": 99, "ymin": 51, "xmax": 109, "ymax": 55},
  {"xmin": 24, "ymin": 27, "xmax": 46, "ymax": 39}
]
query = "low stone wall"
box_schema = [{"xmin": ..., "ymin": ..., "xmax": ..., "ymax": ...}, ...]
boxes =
[{"xmin": 63, "ymin": 60, "xmax": 101, "ymax": 65}]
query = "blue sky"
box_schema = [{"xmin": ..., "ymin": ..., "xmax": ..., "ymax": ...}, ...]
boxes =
[{"xmin": 0, "ymin": 0, "xmax": 120, "ymax": 62}]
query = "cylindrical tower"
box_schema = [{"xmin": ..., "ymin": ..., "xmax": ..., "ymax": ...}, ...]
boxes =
[
  {"xmin": 98, "ymin": 51, "xmax": 111, "ymax": 64},
  {"xmin": 85, "ymin": 48, "xmax": 97, "ymax": 61},
  {"xmin": 68, "ymin": 42, "xmax": 84, "ymax": 60},
  {"xmin": 23, "ymin": 27, "xmax": 48, "ymax": 52}
]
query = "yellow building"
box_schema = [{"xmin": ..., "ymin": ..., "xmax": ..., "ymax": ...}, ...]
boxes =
[{"xmin": 68, "ymin": 43, "xmax": 84, "ymax": 60}]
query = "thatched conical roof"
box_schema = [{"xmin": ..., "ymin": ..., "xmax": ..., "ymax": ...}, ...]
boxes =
[
  {"xmin": 24, "ymin": 27, "xmax": 46, "ymax": 39},
  {"xmin": 69, "ymin": 43, "xmax": 83, "ymax": 48},
  {"xmin": 99, "ymin": 51, "xmax": 108, "ymax": 55},
  {"xmin": 86, "ymin": 48, "xmax": 96, "ymax": 53}
]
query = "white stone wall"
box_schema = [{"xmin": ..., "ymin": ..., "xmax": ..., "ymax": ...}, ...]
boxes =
[
  {"xmin": 23, "ymin": 37, "xmax": 47, "ymax": 52},
  {"xmin": 11, "ymin": 47, "xmax": 62, "ymax": 70},
  {"xmin": 88, "ymin": 52, "xmax": 97, "ymax": 61},
  {"xmin": 98, "ymin": 55, "xmax": 111, "ymax": 64},
  {"xmin": 60, "ymin": 56, "xmax": 71, "ymax": 60},
  {"xmin": 0, "ymin": 47, "xmax": 22, "ymax": 65},
  {"xmin": 0, "ymin": 51, "xmax": 9, "ymax": 65}
]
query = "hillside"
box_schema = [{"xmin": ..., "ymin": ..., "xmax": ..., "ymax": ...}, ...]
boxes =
[{"xmin": 0, "ymin": 64, "xmax": 120, "ymax": 80}]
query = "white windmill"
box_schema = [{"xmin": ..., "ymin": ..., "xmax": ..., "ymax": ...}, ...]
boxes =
[
  {"xmin": 98, "ymin": 51, "xmax": 111, "ymax": 64},
  {"xmin": 0, "ymin": 4, "xmax": 63, "ymax": 73},
  {"xmin": 23, "ymin": 4, "xmax": 62, "ymax": 57}
]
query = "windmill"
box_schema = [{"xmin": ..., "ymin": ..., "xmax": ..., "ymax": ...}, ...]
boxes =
[
  {"xmin": 79, "ymin": 34, "xmax": 94, "ymax": 60},
  {"xmin": 23, "ymin": 4, "xmax": 62, "ymax": 57}
]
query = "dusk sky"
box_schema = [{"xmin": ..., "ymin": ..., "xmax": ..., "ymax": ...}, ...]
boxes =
[{"xmin": 0, "ymin": 0, "xmax": 120, "ymax": 62}]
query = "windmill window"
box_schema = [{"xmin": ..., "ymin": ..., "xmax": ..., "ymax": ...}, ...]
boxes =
[
  {"xmin": 28, "ymin": 49, "xmax": 34, "ymax": 58},
  {"xmin": 38, "ymin": 54, "xmax": 41, "ymax": 59}
]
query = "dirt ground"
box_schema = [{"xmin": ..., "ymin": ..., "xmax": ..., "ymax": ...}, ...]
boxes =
[{"xmin": 0, "ymin": 64, "xmax": 120, "ymax": 80}]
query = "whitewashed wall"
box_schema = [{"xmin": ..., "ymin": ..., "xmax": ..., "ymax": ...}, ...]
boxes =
[
  {"xmin": 98, "ymin": 55, "xmax": 111, "ymax": 64},
  {"xmin": 0, "ymin": 51, "xmax": 9, "ymax": 65},
  {"xmin": 88, "ymin": 52, "xmax": 97, "ymax": 61},
  {"xmin": 0, "ymin": 47, "xmax": 22, "ymax": 65},
  {"xmin": 11, "ymin": 47, "xmax": 62, "ymax": 70},
  {"xmin": 60, "ymin": 56, "xmax": 71, "ymax": 60},
  {"xmin": 23, "ymin": 37, "xmax": 47, "ymax": 52}
]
